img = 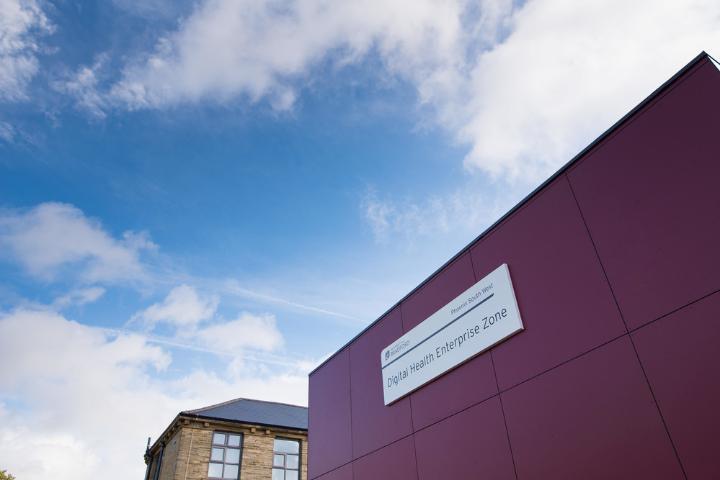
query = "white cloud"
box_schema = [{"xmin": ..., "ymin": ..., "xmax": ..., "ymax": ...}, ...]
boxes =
[
  {"xmin": 0, "ymin": 0, "xmax": 52, "ymax": 101},
  {"xmin": 103, "ymin": 0, "xmax": 469, "ymax": 110},
  {"xmin": 197, "ymin": 312, "xmax": 284, "ymax": 352},
  {"xmin": 132, "ymin": 284, "xmax": 219, "ymax": 330},
  {"xmin": 0, "ymin": 309, "xmax": 172, "ymax": 480},
  {"xmin": 87, "ymin": 0, "xmax": 719, "ymax": 186},
  {"xmin": 0, "ymin": 121, "xmax": 14, "ymax": 142},
  {"xmin": 132, "ymin": 285, "xmax": 284, "ymax": 354},
  {"xmin": 221, "ymin": 278, "xmax": 361, "ymax": 322},
  {"xmin": 53, "ymin": 286, "xmax": 106, "ymax": 308},
  {"xmin": 0, "ymin": 202, "xmax": 156, "ymax": 284},
  {"xmin": 0, "ymin": 308, "xmax": 309, "ymax": 480},
  {"xmin": 170, "ymin": 367, "xmax": 308, "ymax": 406},
  {"xmin": 0, "ymin": 427, "xmax": 99, "ymax": 480},
  {"xmin": 362, "ymin": 191, "xmax": 395, "ymax": 242},
  {"xmin": 0, "ymin": 309, "xmax": 170, "ymax": 389},
  {"xmin": 450, "ymin": 0, "xmax": 720, "ymax": 182},
  {"xmin": 53, "ymin": 57, "xmax": 108, "ymax": 118},
  {"xmin": 361, "ymin": 182, "xmax": 526, "ymax": 244},
  {"xmin": 111, "ymin": 0, "xmax": 184, "ymax": 19},
  {"xmin": 354, "ymin": 0, "xmax": 720, "ymax": 241}
]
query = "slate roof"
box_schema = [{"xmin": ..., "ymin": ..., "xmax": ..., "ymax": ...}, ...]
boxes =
[{"xmin": 182, "ymin": 398, "xmax": 308, "ymax": 430}]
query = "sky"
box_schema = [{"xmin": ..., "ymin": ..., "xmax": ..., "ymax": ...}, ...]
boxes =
[{"xmin": 0, "ymin": 0, "xmax": 718, "ymax": 479}]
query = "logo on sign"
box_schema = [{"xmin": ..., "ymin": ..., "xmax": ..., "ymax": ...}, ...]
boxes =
[{"xmin": 384, "ymin": 340, "xmax": 410, "ymax": 363}]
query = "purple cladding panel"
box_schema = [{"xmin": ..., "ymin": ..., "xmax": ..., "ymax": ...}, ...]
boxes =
[
  {"xmin": 632, "ymin": 291, "xmax": 720, "ymax": 479},
  {"xmin": 400, "ymin": 253, "xmax": 498, "ymax": 430},
  {"xmin": 350, "ymin": 308, "xmax": 413, "ymax": 458},
  {"xmin": 414, "ymin": 396, "xmax": 516, "ymax": 480},
  {"xmin": 308, "ymin": 53, "xmax": 720, "ymax": 480},
  {"xmin": 502, "ymin": 337, "xmax": 684, "ymax": 480},
  {"xmin": 400, "ymin": 253, "xmax": 477, "ymax": 331},
  {"xmin": 568, "ymin": 59, "xmax": 720, "ymax": 330},
  {"xmin": 470, "ymin": 176, "xmax": 625, "ymax": 390},
  {"xmin": 309, "ymin": 348, "xmax": 352, "ymax": 479},
  {"xmin": 352, "ymin": 436, "xmax": 417, "ymax": 480},
  {"xmin": 314, "ymin": 464, "xmax": 353, "ymax": 480}
]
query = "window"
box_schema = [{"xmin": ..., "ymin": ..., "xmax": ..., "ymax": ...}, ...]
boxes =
[
  {"xmin": 208, "ymin": 432, "xmax": 242, "ymax": 480},
  {"xmin": 272, "ymin": 438, "xmax": 300, "ymax": 480}
]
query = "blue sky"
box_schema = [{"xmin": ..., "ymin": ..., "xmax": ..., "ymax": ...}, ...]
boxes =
[{"xmin": 1, "ymin": 0, "xmax": 718, "ymax": 479}]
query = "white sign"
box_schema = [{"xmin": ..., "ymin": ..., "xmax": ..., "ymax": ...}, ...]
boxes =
[{"xmin": 381, "ymin": 263, "xmax": 523, "ymax": 405}]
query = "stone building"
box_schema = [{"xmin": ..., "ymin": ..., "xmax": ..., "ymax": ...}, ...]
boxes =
[{"xmin": 144, "ymin": 398, "xmax": 308, "ymax": 480}]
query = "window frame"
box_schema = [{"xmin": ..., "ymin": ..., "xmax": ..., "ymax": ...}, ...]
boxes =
[
  {"xmin": 207, "ymin": 431, "xmax": 243, "ymax": 480},
  {"xmin": 272, "ymin": 437, "xmax": 301, "ymax": 480}
]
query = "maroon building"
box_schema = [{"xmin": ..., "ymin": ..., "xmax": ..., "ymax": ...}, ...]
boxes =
[{"xmin": 307, "ymin": 52, "xmax": 720, "ymax": 480}]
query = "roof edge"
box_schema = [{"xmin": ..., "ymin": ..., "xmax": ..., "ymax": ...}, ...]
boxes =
[
  {"xmin": 309, "ymin": 50, "xmax": 712, "ymax": 377},
  {"xmin": 182, "ymin": 412, "xmax": 308, "ymax": 432},
  {"xmin": 147, "ymin": 411, "xmax": 309, "ymax": 455},
  {"xmin": 147, "ymin": 398, "xmax": 308, "ymax": 454},
  {"xmin": 708, "ymin": 52, "xmax": 720, "ymax": 71},
  {"xmin": 183, "ymin": 396, "xmax": 308, "ymax": 415},
  {"xmin": 147, "ymin": 413, "xmax": 182, "ymax": 454}
]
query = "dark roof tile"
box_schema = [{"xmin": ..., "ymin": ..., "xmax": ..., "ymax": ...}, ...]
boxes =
[{"xmin": 182, "ymin": 398, "xmax": 308, "ymax": 430}]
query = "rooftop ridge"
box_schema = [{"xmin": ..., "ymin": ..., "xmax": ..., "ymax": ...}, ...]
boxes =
[{"xmin": 183, "ymin": 396, "xmax": 307, "ymax": 415}]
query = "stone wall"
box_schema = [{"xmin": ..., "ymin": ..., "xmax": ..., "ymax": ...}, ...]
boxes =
[
  {"xmin": 158, "ymin": 429, "xmax": 181, "ymax": 480},
  {"xmin": 151, "ymin": 417, "xmax": 307, "ymax": 480}
]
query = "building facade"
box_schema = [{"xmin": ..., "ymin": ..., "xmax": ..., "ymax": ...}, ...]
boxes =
[
  {"xmin": 145, "ymin": 398, "xmax": 308, "ymax": 480},
  {"xmin": 307, "ymin": 52, "xmax": 720, "ymax": 479}
]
